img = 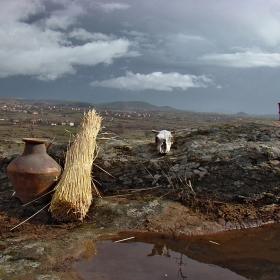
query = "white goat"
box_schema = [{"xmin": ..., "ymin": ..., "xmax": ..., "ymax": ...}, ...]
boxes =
[{"xmin": 152, "ymin": 130, "xmax": 174, "ymax": 154}]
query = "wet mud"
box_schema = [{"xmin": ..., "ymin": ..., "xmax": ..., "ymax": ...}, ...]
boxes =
[{"xmin": 0, "ymin": 181, "xmax": 279, "ymax": 279}]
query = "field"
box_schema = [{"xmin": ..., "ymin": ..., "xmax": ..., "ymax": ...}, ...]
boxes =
[{"xmin": 0, "ymin": 98, "xmax": 255, "ymax": 154}]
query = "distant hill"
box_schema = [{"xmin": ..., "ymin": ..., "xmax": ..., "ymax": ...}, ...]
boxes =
[
  {"xmin": 5, "ymin": 98, "xmax": 180, "ymax": 112},
  {"xmin": 0, "ymin": 97, "xmax": 277, "ymax": 118},
  {"xmin": 18, "ymin": 98, "xmax": 94, "ymax": 109},
  {"xmin": 95, "ymin": 101, "xmax": 157, "ymax": 110},
  {"xmin": 95, "ymin": 101, "xmax": 178, "ymax": 111},
  {"xmin": 236, "ymin": 111, "xmax": 249, "ymax": 116}
]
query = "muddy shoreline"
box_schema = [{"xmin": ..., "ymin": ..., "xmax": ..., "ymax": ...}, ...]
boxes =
[
  {"xmin": 0, "ymin": 184, "xmax": 278, "ymax": 279},
  {"xmin": 0, "ymin": 193, "xmax": 278, "ymax": 280}
]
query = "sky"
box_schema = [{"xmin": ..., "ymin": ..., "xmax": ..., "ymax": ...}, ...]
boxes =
[{"xmin": 0, "ymin": 0, "xmax": 280, "ymax": 114}]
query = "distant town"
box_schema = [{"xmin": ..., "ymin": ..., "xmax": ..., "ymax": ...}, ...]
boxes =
[
  {"xmin": 0, "ymin": 98, "xmax": 254, "ymax": 128},
  {"xmin": 0, "ymin": 102, "xmax": 79, "ymax": 126},
  {"xmin": 0, "ymin": 98, "xmax": 273, "ymax": 153}
]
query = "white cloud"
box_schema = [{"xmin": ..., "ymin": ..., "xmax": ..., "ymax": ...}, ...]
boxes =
[
  {"xmin": 174, "ymin": 33, "xmax": 205, "ymax": 42},
  {"xmin": 121, "ymin": 30, "xmax": 148, "ymax": 38},
  {"xmin": 0, "ymin": 0, "xmax": 137, "ymax": 80},
  {"xmin": 90, "ymin": 71, "xmax": 213, "ymax": 91},
  {"xmin": 121, "ymin": 29, "xmax": 150, "ymax": 47},
  {"xmin": 68, "ymin": 28, "xmax": 112, "ymax": 41},
  {"xmin": 45, "ymin": 3, "xmax": 85, "ymax": 30},
  {"xmin": 0, "ymin": 36, "xmax": 135, "ymax": 80},
  {"xmin": 0, "ymin": 0, "xmax": 44, "ymax": 24},
  {"xmin": 200, "ymin": 51, "xmax": 280, "ymax": 68},
  {"xmin": 97, "ymin": 2, "xmax": 130, "ymax": 13}
]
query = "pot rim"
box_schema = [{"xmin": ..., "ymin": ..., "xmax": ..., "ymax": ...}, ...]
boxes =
[{"xmin": 22, "ymin": 138, "xmax": 47, "ymax": 144}]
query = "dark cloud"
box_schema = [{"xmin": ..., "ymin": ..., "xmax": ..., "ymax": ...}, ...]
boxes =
[{"xmin": 0, "ymin": 0, "xmax": 279, "ymax": 114}]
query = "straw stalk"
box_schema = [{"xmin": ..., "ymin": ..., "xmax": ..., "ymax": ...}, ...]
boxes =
[{"xmin": 49, "ymin": 109, "xmax": 102, "ymax": 222}]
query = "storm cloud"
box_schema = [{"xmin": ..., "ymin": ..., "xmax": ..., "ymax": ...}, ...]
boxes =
[{"xmin": 0, "ymin": 0, "xmax": 279, "ymax": 114}]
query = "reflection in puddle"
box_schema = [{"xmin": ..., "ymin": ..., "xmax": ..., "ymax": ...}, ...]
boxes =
[
  {"xmin": 74, "ymin": 223, "xmax": 280, "ymax": 280},
  {"xmin": 74, "ymin": 241, "xmax": 245, "ymax": 280}
]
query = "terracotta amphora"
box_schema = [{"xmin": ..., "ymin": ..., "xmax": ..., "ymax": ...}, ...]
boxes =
[{"xmin": 7, "ymin": 138, "xmax": 61, "ymax": 204}]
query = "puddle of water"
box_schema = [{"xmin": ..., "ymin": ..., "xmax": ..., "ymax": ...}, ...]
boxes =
[
  {"xmin": 74, "ymin": 241, "xmax": 245, "ymax": 280},
  {"xmin": 74, "ymin": 223, "xmax": 280, "ymax": 280}
]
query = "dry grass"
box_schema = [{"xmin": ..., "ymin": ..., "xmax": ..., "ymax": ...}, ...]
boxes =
[{"xmin": 49, "ymin": 110, "xmax": 102, "ymax": 222}]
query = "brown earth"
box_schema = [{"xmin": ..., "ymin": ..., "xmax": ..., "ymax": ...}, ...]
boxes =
[
  {"xmin": 1, "ymin": 120, "xmax": 280, "ymax": 238},
  {"xmin": 0, "ymin": 179, "xmax": 278, "ymax": 279},
  {"xmin": 1, "ymin": 119, "xmax": 280, "ymax": 279},
  {"xmin": 0, "ymin": 174, "xmax": 278, "ymax": 242}
]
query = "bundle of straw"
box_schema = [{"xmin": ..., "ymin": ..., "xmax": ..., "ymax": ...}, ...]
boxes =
[{"xmin": 49, "ymin": 109, "xmax": 102, "ymax": 222}]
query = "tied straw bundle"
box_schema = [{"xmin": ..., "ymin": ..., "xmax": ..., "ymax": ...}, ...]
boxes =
[{"xmin": 49, "ymin": 109, "xmax": 102, "ymax": 222}]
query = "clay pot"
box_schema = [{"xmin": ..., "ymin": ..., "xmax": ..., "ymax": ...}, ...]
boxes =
[{"xmin": 7, "ymin": 138, "xmax": 62, "ymax": 204}]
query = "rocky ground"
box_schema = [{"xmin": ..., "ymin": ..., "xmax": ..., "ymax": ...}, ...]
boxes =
[
  {"xmin": 90, "ymin": 119, "xmax": 280, "ymax": 228},
  {"xmin": 0, "ymin": 119, "xmax": 280, "ymax": 279}
]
